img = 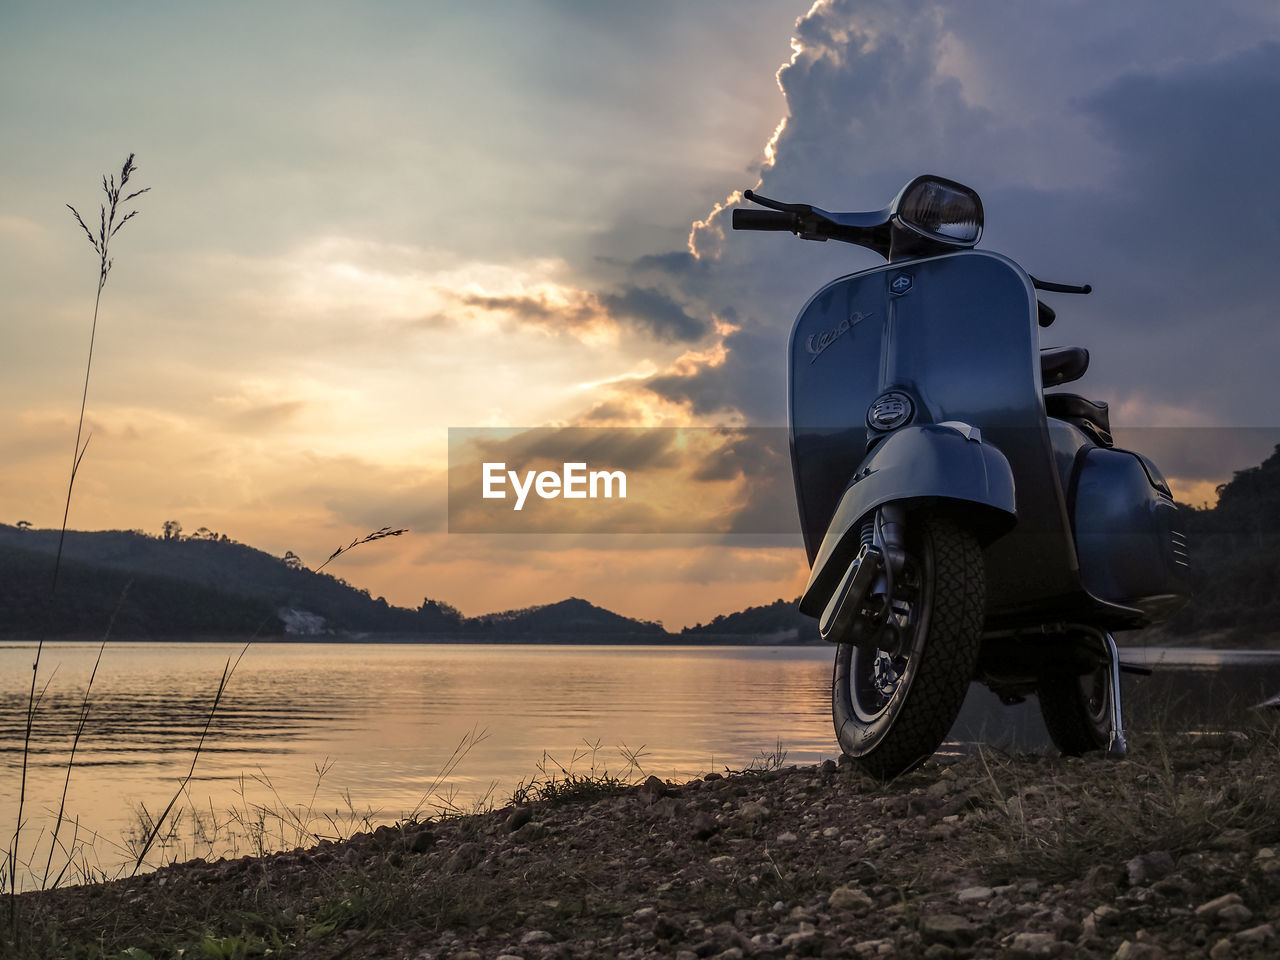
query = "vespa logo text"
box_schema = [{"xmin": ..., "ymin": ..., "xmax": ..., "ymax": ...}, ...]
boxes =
[
  {"xmin": 806, "ymin": 311, "xmax": 872, "ymax": 363},
  {"xmin": 482, "ymin": 462, "xmax": 627, "ymax": 511}
]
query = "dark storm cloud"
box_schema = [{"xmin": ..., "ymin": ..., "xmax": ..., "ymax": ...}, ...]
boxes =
[
  {"xmin": 1083, "ymin": 42, "xmax": 1280, "ymax": 279},
  {"xmin": 631, "ymin": 2, "xmax": 1280, "ymax": 431},
  {"xmin": 632, "ymin": 251, "xmax": 703, "ymax": 277},
  {"xmin": 456, "ymin": 292, "xmax": 599, "ymax": 330},
  {"xmin": 455, "ymin": 284, "xmax": 706, "ymax": 343},
  {"xmin": 642, "ymin": 321, "xmax": 784, "ymax": 424},
  {"xmin": 599, "ymin": 286, "xmax": 707, "ymax": 343}
]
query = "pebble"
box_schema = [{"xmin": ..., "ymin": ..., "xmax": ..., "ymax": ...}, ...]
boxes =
[
  {"xmin": 1113, "ymin": 941, "xmax": 1166, "ymax": 959},
  {"xmin": 1010, "ymin": 931, "xmax": 1056, "ymax": 956},
  {"xmin": 709, "ymin": 855, "xmax": 736, "ymax": 870},
  {"xmin": 775, "ymin": 831, "xmax": 798, "ymax": 844},
  {"xmin": 919, "ymin": 914, "xmax": 978, "ymax": 947},
  {"xmin": 1126, "ymin": 851, "xmax": 1175, "ymax": 886},
  {"xmin": 853, "ymin": 938, "xmax": 894, "ymax": 956},
  {"xmin": 692, "ymin": 812, "xmax": 719, "ymax": 841},
  {"xmin": 956, "ymin": 885, "xmax": 993, "ymax": 904},
  {"xmin": 1236, "ymin": 923, "xmax": 1276, "ymax": 943},
  {"xmin": 739, "ymin": 800, "xmax": 771, "ymax": 822},
  {"xmin": 505, "ymin": 807, "xmax": 532, "ymax": 832},
  {"xmin": 828, "ymin": 885, "xmax": 874, "ymax": 914},
  {"xmin": 781, "ymin": 922, "xmax": 817, "ymax": 949},
  {"xmin": 1218, "ymin": 904, "xmax": 1254, "ymax": 925},
  {"xmin": 520, "ymin": 930, "xmax": 554, "ymax": 945},
  {"xmin": 637, "ymin": 775, "xmax": 668, "ymax": 805},
  {"xmin": 1196, "ymin": 893, "xmax": 1245, "ymax": 918}
]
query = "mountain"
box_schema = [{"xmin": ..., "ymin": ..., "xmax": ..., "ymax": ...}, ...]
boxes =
[
  {"xmin": 681, "ymin": 597, "xmax": 819, "ymax": 644},
  {"xmin": 0, "ymin": 526, "xmax": 664, "ymax": 640},
  {"xmin": 5, "ymin": 443, "xmax": 1280, "ymax": 644},
  {"xmin": 1161, "ymin": 444, "xmax": 1280, "ymax": 641},
  {"xmin": 474, "ymin": 597, "xmax": 664, "ymax": 637},
  {"xmin": 0, "ymin": 541, "xmax": 282, "ymax": 638}
]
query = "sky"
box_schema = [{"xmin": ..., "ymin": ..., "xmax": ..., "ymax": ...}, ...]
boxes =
[{"xmin": 3, "ymin": 0, "xmax": 1280, "ymax": 629}]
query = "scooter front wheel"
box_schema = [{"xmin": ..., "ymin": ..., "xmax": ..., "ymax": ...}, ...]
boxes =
[{"xmin": 831, "ymin": 513, "xmax": 984, "ymax": 779}]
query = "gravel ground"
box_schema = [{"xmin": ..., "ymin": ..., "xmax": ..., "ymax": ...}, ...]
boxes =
[{"xmin": 9, "ymin": 731, "xmax": 1280, "ymax": 959}]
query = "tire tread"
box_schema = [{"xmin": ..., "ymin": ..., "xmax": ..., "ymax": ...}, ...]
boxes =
[{"xmin": 834, "ymin": 515, "xmax": 985, "ymax": 779}]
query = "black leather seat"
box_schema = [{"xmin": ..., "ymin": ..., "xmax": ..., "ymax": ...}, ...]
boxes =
[
  {"xmin": 1046, "ymin": 392, "xmax": 1113, "ymax": 447},
  {"xmin": 1040, "ymin": 346, "xmax": 1089, "ymax": 386}
]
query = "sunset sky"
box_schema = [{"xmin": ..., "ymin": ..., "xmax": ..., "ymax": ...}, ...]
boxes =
[{"xmin": 4, "ymin": 1, "xmax": 1280, "ymax": 629}]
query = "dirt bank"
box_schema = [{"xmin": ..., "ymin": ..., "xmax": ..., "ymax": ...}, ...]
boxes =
[{"xmin": 9, "ymin": 729, "xmax": 1280, "ymax": 959}]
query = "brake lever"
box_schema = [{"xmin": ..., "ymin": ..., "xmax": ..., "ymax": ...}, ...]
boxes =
[
  {"xmin": 743, "ymin": 189, "xmax": 814, "ymax": 215},
  {"xmin": 1030, "ymin": 275, "xmax": 1093, "ymax": 295}
]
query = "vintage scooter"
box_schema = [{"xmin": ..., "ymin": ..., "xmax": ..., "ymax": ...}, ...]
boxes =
[{"xmin": 734, "ymin": 176, "xmax": 1190, "ymax": 778}]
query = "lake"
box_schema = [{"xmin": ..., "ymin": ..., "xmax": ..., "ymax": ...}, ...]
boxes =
[{"xmin": 2, "ymin": 640, "xmax": 1278, "ymax": 892}]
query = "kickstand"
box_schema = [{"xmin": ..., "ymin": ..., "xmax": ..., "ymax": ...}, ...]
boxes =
[{"xmin": 1104, "ymin": 632, "xmax": 1127, "ymax": 758}]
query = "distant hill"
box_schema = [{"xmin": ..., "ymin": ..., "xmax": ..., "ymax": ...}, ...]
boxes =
[
  {"xmin": 5, "ymin": 443, "xmax": 1280, "ymax": 645},
  {"xmin": 0, "ymin": 541, "xmax": 282, "ymax": 638},
  {"xmin": 0, "ymin": 526, "xmax": 664, "ymax": 640},
  {"xmin": 474, "ymin": 597, "xmax": 664, "ymax": 637},
  {"xmin": 1161, "ymin": 444, "xmax": 1280, "ymax": 643},
  {"xmin": 681, "ymin": 597, "xmax": 819, "ymax": 644}
]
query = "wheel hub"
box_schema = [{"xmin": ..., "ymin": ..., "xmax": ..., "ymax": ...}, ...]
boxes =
[{"xmin": 871, "ymin": 651, "xmax": 901, "ymax": 699}]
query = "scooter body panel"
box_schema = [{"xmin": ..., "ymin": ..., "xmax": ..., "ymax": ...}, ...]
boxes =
[
  {"xmin": 1073, "ymin": 446, "xmax": 1192, "ymax": 617},
  {"xmin": 790, "ymin": 250, "xmax": 1084, "ymax": 621}
]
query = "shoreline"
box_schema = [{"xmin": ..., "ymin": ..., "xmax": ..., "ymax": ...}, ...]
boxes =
[{"xmin": 10, "ymin": 728, "xmax": 1280, "ymax": 959}]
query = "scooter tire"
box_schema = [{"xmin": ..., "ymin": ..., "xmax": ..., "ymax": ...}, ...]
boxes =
[
  {"xmin": 831, "ymin": 513, "xmax": 984, "ymax": 780},
  {"xmin": 1037, "ymin": 663, "xmax": 1111, "ymax": 756}
]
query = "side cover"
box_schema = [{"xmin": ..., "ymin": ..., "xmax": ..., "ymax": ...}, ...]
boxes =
[{"xmin": 1073, "ymin": 447, "xmax": 1191, "ymax": 620}]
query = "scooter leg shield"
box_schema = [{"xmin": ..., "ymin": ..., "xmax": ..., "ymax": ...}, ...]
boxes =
[{"xmin": 799, "ymin": 425, "xmax": 1016, "ymax": 620}]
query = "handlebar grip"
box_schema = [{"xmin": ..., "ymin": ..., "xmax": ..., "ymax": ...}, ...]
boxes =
[{"xmin": 732, "ymin": 209, "xmax": 796, "ymax": 232}]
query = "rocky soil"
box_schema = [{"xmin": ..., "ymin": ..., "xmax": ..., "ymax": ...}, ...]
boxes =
[{"xmin": 9, "ymin": 731, "xmax": 1280, "ymax": 959}]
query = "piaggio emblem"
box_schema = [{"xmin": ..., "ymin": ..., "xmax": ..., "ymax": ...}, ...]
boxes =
[
  {"xmin": 890, "ymin": 273, "xmax": 913, "ymax": 295},
  {"xmin": 806, "ymin": 311, "xmax": 873, "ymax": 363},
  {"xmin": 868, "ymin": 391, "xmax": 914, "ymax": 430}
]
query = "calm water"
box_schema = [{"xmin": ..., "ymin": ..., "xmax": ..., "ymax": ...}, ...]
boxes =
[{"xmin": 2, "ymin": 640, "xmax": 1278, "ymax": 891}]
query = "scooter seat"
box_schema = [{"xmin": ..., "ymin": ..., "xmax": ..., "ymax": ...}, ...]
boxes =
[
  {"xmin": 1040, "ymin": 346, "xmax": 1090, "ymax": 386},
  {"xmin": 1046, "ymin": 392, "xmax": 1113, "ymax": 447}
]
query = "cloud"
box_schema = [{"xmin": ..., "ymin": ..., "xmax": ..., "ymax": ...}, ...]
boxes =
[
  {"xmin": 598, "ymin": 286, "xmax": 707, "ymax": 343},
  {"xmin": 451, "ymin": 283, "xmax": 708, "ymax": 344},
  {"xmin": 629, "ymin": 1, "xmax": 1280, "ymax": 436}
]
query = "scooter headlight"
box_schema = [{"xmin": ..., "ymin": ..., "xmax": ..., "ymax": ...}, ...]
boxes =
[{"xmin": 896, "ymin": 176, "xmax": 983, "ymax": 245}]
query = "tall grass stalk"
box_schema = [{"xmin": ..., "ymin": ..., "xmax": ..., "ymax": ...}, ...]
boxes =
[
  {"xmin": 130, "ymin": 644, "xmax": 248, "ymax": 875},
  {"xmin": 38, "ymin": 579, "xmax": 132, "ymax": 889},
  {"xmin": 6, "ymin": 155, "xmax": 147, "ymax": 919}
]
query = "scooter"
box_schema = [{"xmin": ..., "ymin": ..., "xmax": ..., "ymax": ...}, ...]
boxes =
[{"xmin": 733, "ymin": 176, "xmax": 1190, "ymax": 778}]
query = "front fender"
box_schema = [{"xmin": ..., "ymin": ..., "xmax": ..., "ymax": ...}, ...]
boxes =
[{"xmin": 798, "ymin": 423, "xmax": 1016, "ymax": 617}]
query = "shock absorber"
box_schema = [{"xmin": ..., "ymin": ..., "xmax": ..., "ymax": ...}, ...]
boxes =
[{"xmin": 875, "ymin": 503, "xmax": 906, "ymax": 574}]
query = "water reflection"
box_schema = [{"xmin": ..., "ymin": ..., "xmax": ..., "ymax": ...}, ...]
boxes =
[{"xmin": 2, "ymin": 640, "xmax": 1278, "ymax": 892}]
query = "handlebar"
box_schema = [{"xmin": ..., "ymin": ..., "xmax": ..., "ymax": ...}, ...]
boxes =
[{"xmin": 732, "ymin": 209, "xmax": 797, "ymax": 232}]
